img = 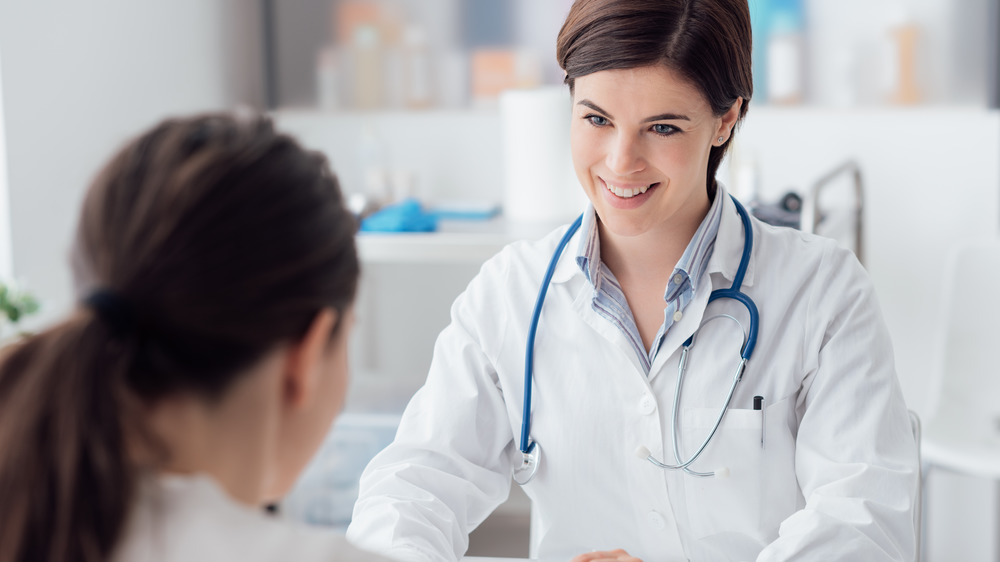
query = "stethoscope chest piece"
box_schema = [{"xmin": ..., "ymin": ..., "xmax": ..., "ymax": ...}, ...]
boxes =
[{"xmin": 512, "ymin": 443, "xmax": 541, "ymax": 485}]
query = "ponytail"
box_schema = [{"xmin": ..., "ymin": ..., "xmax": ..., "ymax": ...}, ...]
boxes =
[{"xmin": 0, "ymin": 311, "xmax": 139, "ymax": 562}]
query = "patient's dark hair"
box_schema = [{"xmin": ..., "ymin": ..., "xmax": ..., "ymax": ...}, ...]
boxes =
[
  {"xmin": 0, "ymin": 113, "xmax": 359, "ymax": 562},
  {"xmin": 557, "ymin": 0, "xmax": 753, "ymax": 195}
]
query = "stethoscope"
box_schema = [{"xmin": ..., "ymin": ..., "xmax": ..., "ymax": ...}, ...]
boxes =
[{"xmin": 512, "ymin": 195, "xmax": 759, "ymax": 485}]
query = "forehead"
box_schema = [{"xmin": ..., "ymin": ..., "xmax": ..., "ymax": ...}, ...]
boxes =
[{"xmin": 573, "ymin": 65, "xmax": 712, "ymax": 117}]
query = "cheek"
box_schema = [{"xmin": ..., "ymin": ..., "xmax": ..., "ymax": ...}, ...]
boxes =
[
  {"xmin": 321, "ymin": 329, "xmax": 352, "ymax": 420},
  {"xmin": 268, "ymin": 341, "xmax": 351, "ymax": 500},
  {"xmin": 657, "ymin": 141, "xmax": 708, "ymax": 178},
  {"xmin": 328, "ymin": 350, "xmax": 349, "ymax": 414},
  {"xmin": 570, "ymin": 121, "xmax": 600, "ymax": 170}
]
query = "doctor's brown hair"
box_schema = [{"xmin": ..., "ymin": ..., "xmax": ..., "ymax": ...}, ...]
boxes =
[
  {"xmin": 556, "ymin": 0, "xmax": 753, "ymax": 196},
  {"xmin": 0, "ymin": 114, "xmax": 359, "ymax": 562}
]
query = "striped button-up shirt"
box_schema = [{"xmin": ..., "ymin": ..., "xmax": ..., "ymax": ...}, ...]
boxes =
[{"xmin": 574, "ymin": 192, "xmax": 724, "ymax": 374}]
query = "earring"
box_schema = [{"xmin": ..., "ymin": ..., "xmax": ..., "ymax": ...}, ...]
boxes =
[{"xmin": 717, "ymin": 136, "xmax": 725, "ymax": 144}]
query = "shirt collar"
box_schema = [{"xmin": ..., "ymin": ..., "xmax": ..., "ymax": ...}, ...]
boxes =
[{"xmin": 574, "ymin": 206, "xmax": 602, "ymax": 285}]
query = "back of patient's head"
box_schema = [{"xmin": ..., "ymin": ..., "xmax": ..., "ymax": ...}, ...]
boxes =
[{"xmin": 0, "ymin": 113, "xmax": 359, "ymax": 562}]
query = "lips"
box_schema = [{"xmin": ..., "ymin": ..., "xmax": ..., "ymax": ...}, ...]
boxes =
[{"xmin": 596, "ymin": 177, "xmax": 661, "ymax": 210}]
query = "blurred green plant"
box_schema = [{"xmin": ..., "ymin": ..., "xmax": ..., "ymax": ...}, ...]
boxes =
[{"xmin": 0, "ymin": 281, "xmax": 40, "ymax": 333}]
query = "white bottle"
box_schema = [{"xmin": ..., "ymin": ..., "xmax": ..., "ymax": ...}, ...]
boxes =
[
  {"xmin": 316, "ymin": 45, "xmax": 341, "ymax": 111},
  {"xmin": 358, "ymin": 124, "xmax": 390, "ymax": 206},
  {"xmin": 402, "ymin": 25, "xmax": 433, "ymax": 109},
  {"xmin": 767, "ymin": 11, "xmax": 805, "ymax": 105},
  {"xmin": 352, "ymin": 25, "xmax": 383, "ymax": 110}
]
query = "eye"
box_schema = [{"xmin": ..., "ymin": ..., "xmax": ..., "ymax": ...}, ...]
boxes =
[
  {"xmin": 651, "ymin": 123, "xmax": 679, "ymax": 136},
  {"xmin": 586, "ymin": 114, "xmax": 610, "ymax": 127}
]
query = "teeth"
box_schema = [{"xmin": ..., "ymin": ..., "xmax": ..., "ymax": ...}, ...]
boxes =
[{"xmin": 606, "ymin": 181, "xmax": 652, "ymax": 199}]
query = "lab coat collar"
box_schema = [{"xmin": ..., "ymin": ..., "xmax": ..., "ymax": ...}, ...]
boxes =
[
  {"xmin": 706, "ymin": 185, "xmax": 757, "ymax": 288},
  {"xmin": 551, "ymin": 205, "xmax": 593, "ymax": 285}
]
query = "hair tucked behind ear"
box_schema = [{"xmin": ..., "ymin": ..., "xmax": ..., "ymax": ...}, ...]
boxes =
[{"xmin": 0, "ymin": 113, "xmax": 360, "ymax": 562}]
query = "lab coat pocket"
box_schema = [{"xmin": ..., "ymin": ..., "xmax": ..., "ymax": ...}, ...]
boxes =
[{"xmin": 680, "ymin": 407, "xmax": 765, "ymax": 541}]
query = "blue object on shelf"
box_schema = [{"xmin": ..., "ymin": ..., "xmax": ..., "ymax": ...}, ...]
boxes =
[{"xmin": 360, "ymin": 199, "xmax": 438, "ymax": 233}]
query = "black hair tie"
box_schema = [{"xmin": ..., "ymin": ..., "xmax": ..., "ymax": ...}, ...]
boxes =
[{"xmin": 83, "ymin": 289, "xmax": 137, "ymax": 336}]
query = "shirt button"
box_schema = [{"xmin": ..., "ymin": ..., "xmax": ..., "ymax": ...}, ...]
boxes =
[
  {"xmin": 672, "ymin": 310, "xmax": 683, "ymax": 322},
  {"xmin": 638, "ymin": 394, "xmax": 656, "ymax": 415},
  {"xmin": 673, "ymin": 274, "xmax": 683, "ymax": 285},
  {"xmin": 648, "ymin": 510, "xmax": 667, "ymax": 530}
]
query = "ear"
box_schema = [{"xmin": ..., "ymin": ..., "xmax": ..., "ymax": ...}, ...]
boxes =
[
  {"xmin": 282, "ymin": 308, "xmax": 338, "ymax": 410},
  {"xmin": 715, "ymin": 97, "xmax": 743, "ymax": 144}
]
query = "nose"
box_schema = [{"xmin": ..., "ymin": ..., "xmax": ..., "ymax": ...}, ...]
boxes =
[{"xmin": 606, "ymin": 132, "xmax": 646, "ymax": 176}]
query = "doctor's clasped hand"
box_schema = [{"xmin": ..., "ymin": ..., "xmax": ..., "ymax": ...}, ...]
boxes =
[{"xmin": 347, "ymin": 1, "xmax": 919, "ymax": 561}]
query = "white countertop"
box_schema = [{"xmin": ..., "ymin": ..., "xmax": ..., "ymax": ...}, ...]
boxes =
[{"xmin": 357, "ymin": 217, "xmax": 563, "ymax": 264}]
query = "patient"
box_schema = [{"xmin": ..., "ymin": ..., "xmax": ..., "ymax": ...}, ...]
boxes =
[{"xmin": 0, "ymin": 114, "xmax": 388, "ymax": 562}]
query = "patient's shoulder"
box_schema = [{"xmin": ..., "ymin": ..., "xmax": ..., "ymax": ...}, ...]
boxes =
[{"xmin": 113, "ymin": 473, "xmax": 390, "ymax": 561}]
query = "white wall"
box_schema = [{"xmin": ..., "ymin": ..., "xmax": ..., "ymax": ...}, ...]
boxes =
[
  {"xmin": 0, "ymin": 46, "xmax": 12, "ymax": 279},
  {"xmin": 0, "ymin": 0, "xmax": 263, "ymax": 325}
]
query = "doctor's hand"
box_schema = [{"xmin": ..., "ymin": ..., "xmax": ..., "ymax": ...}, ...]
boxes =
[{"xmin": 569, "ymin": 549, "xmax": 642, "ymax": 562}]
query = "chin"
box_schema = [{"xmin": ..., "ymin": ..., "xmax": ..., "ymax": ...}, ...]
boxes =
[{"xmin": 594, "ymin": 208, "xmax": 660, "ymax": 238}]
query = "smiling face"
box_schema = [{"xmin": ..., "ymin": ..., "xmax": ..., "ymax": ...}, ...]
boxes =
[{"xmin": 570, "ymin": 65, "xmax": 739, "ymax": 240}]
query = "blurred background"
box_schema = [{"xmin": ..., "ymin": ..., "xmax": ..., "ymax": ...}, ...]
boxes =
[{"xmin": 1, "ymin": 0, "xmax": 998, "ymax": 560}]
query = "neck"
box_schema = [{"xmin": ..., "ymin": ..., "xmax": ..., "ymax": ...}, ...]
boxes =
[
  {"xmin": 138, "ymin": 360, "xmax": 282, "ymax": 507},
  {"xmin": 600, "ymin": 196, "xmax": 712, "ymax": 285}
]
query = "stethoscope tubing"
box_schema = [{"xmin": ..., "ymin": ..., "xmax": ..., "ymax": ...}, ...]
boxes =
[{"xmin": 670, "ymin": 351, "xmax": 747, "ymax": 477}]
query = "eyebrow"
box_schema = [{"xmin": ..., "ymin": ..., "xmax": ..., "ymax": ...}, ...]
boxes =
[{"xmin": 577, "ymin": 99, "xmax": 691, "ymax": 122}]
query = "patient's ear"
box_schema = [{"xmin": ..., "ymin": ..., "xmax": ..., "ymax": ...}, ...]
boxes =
[{"xmin": 282, "ymin": 309, "xmax": 337, "ymax": 409}]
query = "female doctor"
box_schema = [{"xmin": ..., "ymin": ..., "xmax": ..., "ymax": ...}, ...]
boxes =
[{"xmin": 347, "ymin": 0, "xmax": 918, "ymax": 560}]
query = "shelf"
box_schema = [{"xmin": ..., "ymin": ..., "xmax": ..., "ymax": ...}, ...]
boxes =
[{"xmin": 357, "ymin": 217, "xmax": 563, "ymax": 264}]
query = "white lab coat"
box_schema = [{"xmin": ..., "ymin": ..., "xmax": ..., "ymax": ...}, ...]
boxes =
[
  {"xmin": 113, "ymin": 473, "xmax": 390, "ymax": 562},
  {"xmin": 347, "ymin": 192, "xmax": 918, "ymax": 562}
]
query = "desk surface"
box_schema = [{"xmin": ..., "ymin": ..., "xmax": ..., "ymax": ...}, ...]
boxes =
[
  {"xmin": 462, "ymin": 558, "xmax": 558, "ymax": 561},
  {"xmin": 461, "ymin": 559, "xmax": 523, "ymax": 561}
]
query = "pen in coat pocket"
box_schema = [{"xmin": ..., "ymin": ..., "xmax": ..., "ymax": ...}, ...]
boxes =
[{"xmin": 753, "ymin": 395, "xmax": 764, "ymax": 449}]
